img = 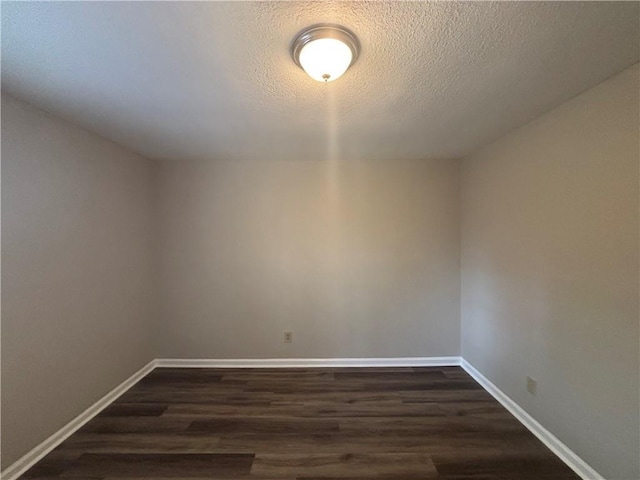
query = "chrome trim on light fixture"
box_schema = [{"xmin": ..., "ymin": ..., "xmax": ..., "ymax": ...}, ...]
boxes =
[{"xmin": 291, "ymin": 23, "xmax": 360, "ymax": 70}]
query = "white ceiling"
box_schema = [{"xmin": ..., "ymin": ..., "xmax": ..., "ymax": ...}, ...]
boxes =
[{"xmin": 2, "ymin": 1, "xmax": 638, "ymax": 162}]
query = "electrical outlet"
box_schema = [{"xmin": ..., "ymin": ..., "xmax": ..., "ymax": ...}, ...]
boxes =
[
  {"xmin": 284, "ymin": 331, "xmax": 293, "ymax": 343},
  {"xmin": 527, "ymin": 376, "xmax": 537, "ymax": 396}
]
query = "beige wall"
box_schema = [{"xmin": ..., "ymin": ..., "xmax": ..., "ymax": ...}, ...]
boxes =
[
  {"xmin": 156, "ymin": 158, "xmax": 461, "ymax": 359},
  {"xmin": 461, "ymin": 64, "xmax": 639, "ymax": 479},
  {"xmin": 1, "ymin": 93, "xmax": 157, "ymax": 468}
]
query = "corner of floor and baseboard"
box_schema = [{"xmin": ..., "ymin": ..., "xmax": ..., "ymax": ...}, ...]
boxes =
[
  {"xmin": 1, "ymin": 356, "xmax": 604, "ymax": 480},
  {"xmin": 1, "ymin": 360, "xmax": 158, "ymax": 480},
  {"xmin": 459, "ymin": 359, "xmax": 605, "ymax": 480}
]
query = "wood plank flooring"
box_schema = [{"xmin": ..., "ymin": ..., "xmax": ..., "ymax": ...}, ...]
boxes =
[{"xmin": 19, "ymin": 366, "xmax": 580, "ymax": 479}]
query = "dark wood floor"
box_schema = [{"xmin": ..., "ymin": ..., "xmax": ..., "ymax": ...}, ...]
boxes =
[{"xmin": 20, "ymin": 366, "xmax": 580, "ymax": 479}]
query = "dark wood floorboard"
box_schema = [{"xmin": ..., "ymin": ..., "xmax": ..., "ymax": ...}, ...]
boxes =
[{"xmin": 19, "ymin": 367, "xmax": 580, "ymax": 479}]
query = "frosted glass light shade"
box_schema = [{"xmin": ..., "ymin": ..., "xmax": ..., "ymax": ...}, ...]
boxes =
[
  {"xmin": 291, "ymin": 24, "xmax": 360, "ymax": 83},
  {"xmin": 298, "ymin": 38, "xmax": 353, "ymax": 82}
]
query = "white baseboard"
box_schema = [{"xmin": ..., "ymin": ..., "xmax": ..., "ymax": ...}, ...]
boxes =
[
  {"xmin": 1, "ymin": 359, "xmax": 157, "ymax": 480},
  {"xmin": 460, "ymin": 359, "xmax": 604, "ymax": 480},
  {"xmin": 1, "ymin": 356, "xmax": 459, "ymax": 478},
  {"xmin": 3, "ymin": 356, "xmax": 601, "ymax": 480},
  {"xmin": 155, "ymin": 356, "xmax": 462, "ymax": 368}
]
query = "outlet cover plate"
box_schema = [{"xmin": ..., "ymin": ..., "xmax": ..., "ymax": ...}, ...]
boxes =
[{"xmin": 527, "ymin": 376, "xmax": 537, "ymax": 395}]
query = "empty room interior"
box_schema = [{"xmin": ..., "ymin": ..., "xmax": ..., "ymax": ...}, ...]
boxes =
[{"xmin": 1, "ymin": 1, "xmax": 639, "ymax": 479}]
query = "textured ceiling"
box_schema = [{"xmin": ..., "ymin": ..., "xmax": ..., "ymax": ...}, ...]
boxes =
[{"xmin": 2, "ymin": 1, "xmax": 638, "ymax": 162}]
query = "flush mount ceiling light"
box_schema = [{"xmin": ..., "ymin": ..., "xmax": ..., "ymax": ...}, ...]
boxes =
[{"xmin": 291, "ymin": 24, "xmax": 360, "ymax": 82}]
